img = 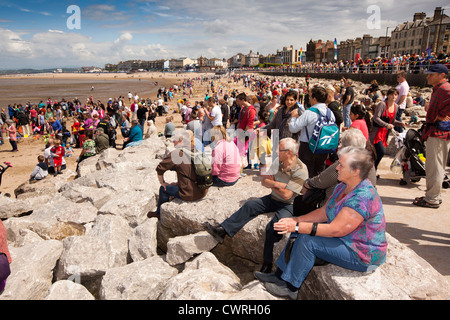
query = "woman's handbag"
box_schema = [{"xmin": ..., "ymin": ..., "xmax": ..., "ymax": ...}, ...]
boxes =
[{"xmin": 437, "ymin": 121, "xmax": 450, "ymax": 131}]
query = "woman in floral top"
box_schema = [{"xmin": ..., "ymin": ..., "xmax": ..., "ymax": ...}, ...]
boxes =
[{"xmin": 254, "ymin": 146, "xmax": 387, "ymax": 300}]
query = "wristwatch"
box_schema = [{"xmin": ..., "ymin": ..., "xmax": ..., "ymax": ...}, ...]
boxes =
[{"xmin": 295, "ymin": 222, "xmax": 299, "ymax": 233}]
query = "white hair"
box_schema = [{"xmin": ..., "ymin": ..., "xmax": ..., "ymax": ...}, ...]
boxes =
[
  {"xmin": 340, "ymin": 129, "xmax": 367, "ymax": 148},
  {"xmin": 280, "ymin": 137, "xmax": 299, "ymax": 155}
]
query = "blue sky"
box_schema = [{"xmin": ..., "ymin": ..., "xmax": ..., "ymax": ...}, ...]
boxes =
[{"xmin": 0, "ymin": 0, "xmax": 448, "ymax": 69}]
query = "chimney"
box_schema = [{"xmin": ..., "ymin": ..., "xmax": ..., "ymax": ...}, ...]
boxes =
[
  {"xmin": 433, "ymin": 7, "xmax": 443, "ymax": 21},
  {"xmin": 413, "ymin": 12, "xmax": 426, "ymax": 21}
]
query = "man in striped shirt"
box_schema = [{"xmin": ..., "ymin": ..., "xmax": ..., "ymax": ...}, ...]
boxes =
[{"xmin": 413, "ymin": 64, "xmax": 450, "ymax": 209}]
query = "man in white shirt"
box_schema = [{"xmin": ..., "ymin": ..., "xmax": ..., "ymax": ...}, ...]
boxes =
[
  {"xmin": 395, "ymin": 71, "xmax": 409, "ymax": 133},
  {"xmin": 204, "ymin": 96, "xmax": 222, "ymax": 127}
]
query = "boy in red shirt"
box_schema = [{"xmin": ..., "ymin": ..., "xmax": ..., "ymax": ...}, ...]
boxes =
[{"xmin": 51, "ymin": 139, "xmax": 65, "ymax": 176}]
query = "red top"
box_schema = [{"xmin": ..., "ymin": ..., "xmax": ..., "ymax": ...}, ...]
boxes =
[
  {"xmin": 0, "ymin": 220, "xmax": 11, "ymax": 263},
  {"xmin": 373, "ymin": 108, "xmax": 395, "ymax": 147},
  {"xmin": 238, "ymin": 104, "xmax": 256, "ymax": 132},
  {"xmin": 422, "ymin": 80, "xmax": 450, "ymax": 141}
]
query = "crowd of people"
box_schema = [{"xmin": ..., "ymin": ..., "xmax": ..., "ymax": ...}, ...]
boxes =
[
  {"xmin": 1, "ymin": 65, "xmax": 449, "ymax": 298},
  {"xmin": 255, "ymin": 52, "xmax": 450, "ymax": 75}
]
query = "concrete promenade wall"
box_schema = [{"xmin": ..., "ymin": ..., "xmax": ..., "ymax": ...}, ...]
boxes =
[{"xmin": 258, "ymin": 71, "xmax": 429, "ymax": 87}]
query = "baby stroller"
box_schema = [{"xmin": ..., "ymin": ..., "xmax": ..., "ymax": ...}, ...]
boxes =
[{"xmin": 391, "ymin": 129, "xmax": 426, "ymax": 185}]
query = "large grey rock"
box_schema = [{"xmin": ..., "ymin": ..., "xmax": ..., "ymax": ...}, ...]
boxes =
[
  {"xmin": 99, "ymin": 255, "xmax": 178, "ymax": 300},
  {"xmin": 44, "ymin": 280, "xmax": 95, "ymax": 300},
  {"xmin": 128, "ymin": 218, "xmax": 158, "ymax": 262},
  {"xmin": 98, "ymin": 190, "xmax": 155, "ymax": 227},
  {"xmin": 166, "ymin": 231, "xmax": 218, "ymax": 266},
  {"xmin": 4, "ymin": 195, "xmax": 90, "ymax": 243},
  {"xmin": 159, "ymin": 252, "xmax": 242, "ymax": 300},
  {"xmin": 55, "ymin": 215, "xmax": 132, "ymax": 283},
  {"xmin": 13, "ymin": 170, "xmax": 76, "ymax": 199},
  {"xmin": 297, "ymin": 234, "xmax": 449, "ymax": 300},
  {"xmin": 0, "ymin": 240, "xmax": 63, "ymax": 300},
  {"xmin": 0, "ymin": 194, "xmax": 51, "ymax": 220},
  {"xmin": 60, "ymin": 185, "xmax": 116, "ymax": 209}
]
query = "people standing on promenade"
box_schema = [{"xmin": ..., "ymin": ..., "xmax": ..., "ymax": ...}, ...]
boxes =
[
  {"xmin": 413, "ymin": 64, "xmax": 450, "ymax": 209},
  {"xmin": 394, "ymin": 71, "xmax": 410, "ymax": 133},
  {"xmin": 341, "ymin": 78, "xmax": 355, "ymax": 129}
]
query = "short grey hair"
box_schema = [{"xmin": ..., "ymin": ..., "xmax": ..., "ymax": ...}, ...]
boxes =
[
  {"xmin": 338, "ymin": 146, "xmax": 373, "ymax": 180},
  {"xmin": 96, "ymin": 127, "xmax": 104, "ymax": 134},
  {"xmin": 340, "ymin": 129, "xmax": 367, "ymax": 148},
  {"xmin": 280, "ymin": 137, "xmax": 299, "ymax": 155}
]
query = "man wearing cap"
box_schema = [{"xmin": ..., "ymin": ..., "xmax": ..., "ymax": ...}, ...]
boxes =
[{"xmin": 413, "ymin": 64, "xmax": 450, "ymax": 209}]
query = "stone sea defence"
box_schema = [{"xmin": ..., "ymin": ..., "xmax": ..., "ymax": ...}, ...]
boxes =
[{"xmin": 0, "ymin": 137, "xmax": 448, "ymax": 300}]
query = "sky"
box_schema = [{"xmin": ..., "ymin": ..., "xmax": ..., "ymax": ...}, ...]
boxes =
[{"xmin": 0, "ymin": 0, "xmax": 448, "ymax": 69}]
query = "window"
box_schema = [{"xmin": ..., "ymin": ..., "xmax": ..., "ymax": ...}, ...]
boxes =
[{"xmin": 411, "ymin": 40, "xmax": 414, "ymax": 46}]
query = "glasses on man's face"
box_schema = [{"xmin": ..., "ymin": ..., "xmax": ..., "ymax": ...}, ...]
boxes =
[{"xmin": 279, "ymin": 149, "xmax": 289, "ymax": 152}]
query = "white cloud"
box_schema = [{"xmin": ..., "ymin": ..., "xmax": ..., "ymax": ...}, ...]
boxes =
[
  {"xmin": 114, "ymin": 32, "xmax": 133, "ymax": 45},
  {"xmin": 0, "ymin": 0, "xmax": 445, "ymax": 68}
]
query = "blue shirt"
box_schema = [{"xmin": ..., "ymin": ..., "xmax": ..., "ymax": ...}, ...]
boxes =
[{"xmin": 52, "ymin": 120, "xmax": 63, "ymax": 133}]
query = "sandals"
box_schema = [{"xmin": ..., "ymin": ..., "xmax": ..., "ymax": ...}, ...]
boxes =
[{"xmin": 413, "ymin": 197, "xmax": 440, "ymax": 209}]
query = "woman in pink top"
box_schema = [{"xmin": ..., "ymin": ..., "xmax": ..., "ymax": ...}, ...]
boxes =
[
  {"xmin": 210, "ymin": 126, "xmax": 241, "ymax": 187},
  {"xmin": 348, "ymin": 104, "xmax": 370, "ymax": 140},
  {"xmin": 6, "ymin": 119, "xmax": 18, "ymax": 152}
]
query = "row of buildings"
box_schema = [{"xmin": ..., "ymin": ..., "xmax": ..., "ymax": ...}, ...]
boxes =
[{"xmin": 98, "ymin": 7, "xmax": 449, "ymax": 73}]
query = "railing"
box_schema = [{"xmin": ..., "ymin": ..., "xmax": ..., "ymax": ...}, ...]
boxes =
[{"xmin": 237, "ymin": 58, "xmax": 450, "ymax": 75}]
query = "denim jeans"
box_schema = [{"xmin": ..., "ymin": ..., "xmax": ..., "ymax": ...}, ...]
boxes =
[
  {"xmin": 276, "ymin": 234, "xmax": 369, "ymax": 288},
  {"xmin": 394, "ymin": 108, "xmax": 405, "ymax": 133},
  {"xmin": 343, "ymin": 103, "xmax": 352, "ymax": 128},
  {"xmin": 373, "ymin": 141, "xmax": 385, "ymax": 170},
  {"xmin": 156, "ymin": 185, "xmax": 181, "ymax": 215},
  {"xmin": 221, "ymin": 195, "xmax": 293, "ymax": 264},
  {"xmin": 212, "ymin": 175, "xmax": 238, "ymax": 187}
]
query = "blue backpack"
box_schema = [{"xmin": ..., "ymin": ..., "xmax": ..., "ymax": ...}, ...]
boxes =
[{"xmin": 306, "ymin": 107, "xmax": 340, "ymax": 154}]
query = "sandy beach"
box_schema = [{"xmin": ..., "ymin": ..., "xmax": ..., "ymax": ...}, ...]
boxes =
[{"xmin": 0, "ymin": 71, "xmax": 448, "ymax": 284}]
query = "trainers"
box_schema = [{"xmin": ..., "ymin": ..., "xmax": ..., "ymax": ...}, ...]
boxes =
[
  {"xmin": 264, "ymin": 281, "xmax": 298, "ymax": 300},
  {"xmin": 254, "ymin": 271, "xmax": 285, "ymax": 286},
  {"xmin": 204, "ymin": 222, "xmax": 226, "ymax": 244}
]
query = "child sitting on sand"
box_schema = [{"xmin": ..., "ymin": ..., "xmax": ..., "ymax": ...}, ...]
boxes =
[{"xmin": 29, "ymin": 155, "xmax": 48, "ymax": 182}]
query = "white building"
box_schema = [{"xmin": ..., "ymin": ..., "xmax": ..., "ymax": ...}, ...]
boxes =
[
  {"xmin": 206, "ymin": 58, "xmax": 228, "ymax": 69},
  {"xmin": 169, "ymin": 57, "xmax": 197, "ymax": 69}
]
